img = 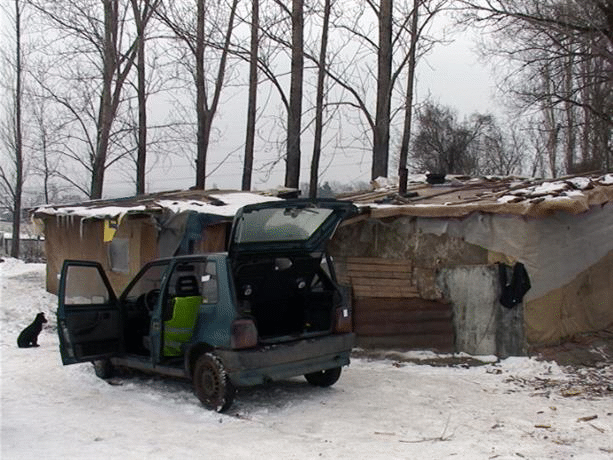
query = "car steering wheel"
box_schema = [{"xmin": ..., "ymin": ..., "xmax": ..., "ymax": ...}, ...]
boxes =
[{"xmin": 145, "ymin": 289, "xmax": 160, "ymax": 311}]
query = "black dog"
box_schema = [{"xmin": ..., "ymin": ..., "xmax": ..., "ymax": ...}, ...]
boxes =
[{"xmin": 17, "ymin": 312, "xmax": 47, "ymax": 348}]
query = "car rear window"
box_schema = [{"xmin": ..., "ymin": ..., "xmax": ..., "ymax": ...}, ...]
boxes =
[{"xmin": 234, "ymin": 207, "xmax": 333, "ymax": 243}]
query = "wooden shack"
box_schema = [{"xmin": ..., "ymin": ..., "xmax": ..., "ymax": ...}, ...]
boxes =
[
  {"xmin": 330, "ymin": 174, "xmax": 613, "ymax": 356},
  {"xmin": 33, "ymin": 190, "xmax": 284, "ymax": 294}
]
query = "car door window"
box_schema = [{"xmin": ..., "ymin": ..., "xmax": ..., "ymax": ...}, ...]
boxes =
[
  {"xmin": 234, "ymin": 207, "xmax": 334, "ymax": 243},
  {"xmin": 64, "ymin": 265, "xmax": 112, "ymax": 305}
]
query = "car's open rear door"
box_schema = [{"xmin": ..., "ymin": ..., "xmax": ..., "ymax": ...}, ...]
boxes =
[
  {"xmin": 229, "ymin": 199, "xmax": 358, "ymax": 258},
  {"xmin": 57, "ymin": 260, "xmax": 122, "ymax": 365}
]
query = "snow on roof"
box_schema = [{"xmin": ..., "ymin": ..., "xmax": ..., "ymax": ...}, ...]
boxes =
[
  {"xmin": 32, "ymin": 190, "xmax": 285, "ymax": 220},
  {"xmin": 2, "ymin": 232, "xmax": 44, "ymax": 240},
  {"xmin": 37, "ymin": 204, "xmax": 149, "ymax": 220},
  {"xmin": 155, "ymin": 192, "xmax": 282, "ymax": 217},
  {"xmin": 600, "ymin": 173, "xmax": 613, "ymax": 185},
  {"xmin": 339, "ymin": 173, "xmax": 613, "ymax": 219}
]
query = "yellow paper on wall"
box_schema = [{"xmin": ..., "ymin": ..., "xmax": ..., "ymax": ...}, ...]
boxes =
[{"xmin": 104, "ymin": 216, "xmax": 121, "ymax": 242}]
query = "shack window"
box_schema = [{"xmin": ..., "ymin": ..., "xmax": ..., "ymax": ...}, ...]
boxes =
[{"xmin": 108, "ymin": 238, "xmax": 130, "ymax": 273}]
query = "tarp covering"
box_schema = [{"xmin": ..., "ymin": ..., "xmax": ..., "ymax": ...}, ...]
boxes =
[
  {"xmin": 384, "ymin": 203, "xmax": 613, "ymax": 345},
  {"xmin": 332, "ymin": 173, "xmax": 613, "ymax": 347}
]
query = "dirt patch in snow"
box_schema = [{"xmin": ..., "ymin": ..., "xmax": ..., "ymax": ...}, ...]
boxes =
[
  {"xmin": 525, "ymin": 328, "xmax": 613, "ymax": 399},
  {"xmin": 354, "ymin": 328, "xmax": 613, "ymax": 400},
  {"xmin": 530, "ymin": 327, "xmax": 613, "ymax": 368}
]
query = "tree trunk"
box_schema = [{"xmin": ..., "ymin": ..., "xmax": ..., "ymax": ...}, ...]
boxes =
[
  {"xmin": 11, "ymin": 0, "xmax": 23, "ymax": 259},
  {"xmin": 132, "ymin": 0, "xmax": 148, "ymax": 195},
  {"xmin": 285, "ymin": 0, "xmax": 304, "ymax": 189},
  {"xmin": 563, "ymin": 52, "xmax": 575, "ymax": 174},
  {"xmin": 195, "ymin": 0, "xmax": 207, "ymax": 189},
  {"xmin": 242, "ymin": 0, "xmax": 259, "ymax": 191},
  {"xmin": 398, "ymin": 0, "xmax": 419, "ymax": 195},
  {"xmin": 542, "ymin": 63, "xmax": 559, "ymax": 178},
  {"xmin": 581, "ymin": 53, "xmax": 592, "ymax": 167},
  {"xmin": 90, "ymin": 0, "xmax": 118, "ymax": 199},
  {"xmin": 309, "ymin": 0, "xmax": 332, "ymax": 199},
  {"xmin": 194, "ymin": 0, "xmax": 238, "ymax": 190},
  {"xmin": 372, "ymin": 0, "xmax": 393, "ymax": 180}
]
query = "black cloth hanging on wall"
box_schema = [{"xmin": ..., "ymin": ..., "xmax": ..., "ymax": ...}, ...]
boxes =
[{"xmin": 499, "ymin": 262, "xmax": 531, "ymax": 308}]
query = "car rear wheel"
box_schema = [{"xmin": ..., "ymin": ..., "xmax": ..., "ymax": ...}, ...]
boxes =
[
  {"xmin": 193, "ymin": 353, "xmax": 236, "ymax": 412},
  {"xmin": 93, "ymin": 359, "xmax": 114, "ymax": 379},
  {"xmin": 305, "ymin": 366, "xmax": 342, "ymax": 387}
]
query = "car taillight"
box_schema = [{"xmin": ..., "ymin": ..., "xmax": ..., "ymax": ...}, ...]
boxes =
[
  {"xmin": 334, "ymin": 307, "xmax": 352, "ymax": 333},
  {"xmin": 231, "ymin": 319, "xmax": 258, "ymax": 349}
]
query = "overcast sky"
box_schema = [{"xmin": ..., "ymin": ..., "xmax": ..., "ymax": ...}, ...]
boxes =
[{"xmin": 106, "ymin": 27, "xmax": 498, "ymax": 197}]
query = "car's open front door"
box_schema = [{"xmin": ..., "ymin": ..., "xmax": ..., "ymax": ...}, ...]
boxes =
[{"xmin": 57, "ymin": 260, "xmax": 122, "ymax": 365}]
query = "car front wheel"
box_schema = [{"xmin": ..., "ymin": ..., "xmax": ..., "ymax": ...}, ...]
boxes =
[
  {"xmin": 305, "ymin": 366, "xmax": 342, "ymax": 387},
  {"xmin": 193, "ymin": 353, "xmax": 236, "ymax": 412}
]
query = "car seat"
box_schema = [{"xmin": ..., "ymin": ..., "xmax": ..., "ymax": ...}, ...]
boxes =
[
  {"xmin": 176, "ymin": 275, "xmax": 200, "ymax": 296},
  {"xmin": 163, "ymin": 275, "xmax": 202, "ymax": 357}
]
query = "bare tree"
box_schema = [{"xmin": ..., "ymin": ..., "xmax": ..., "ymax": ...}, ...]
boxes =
[
  {"xmin": 371, "ymin": 0, "xmax": 393, "ymax": 180},
  {"xmin": 398, "ymin": 0, "xmax": 420, "ymax": 194},
  {"xmin": 411, "ymin": 101, "xmax": 484, "ymax": 175},
  {"xmin": 460, "ymin": 0, "xmax": 613, "ymax": 174},
  {"xmin": 29, "ymin": 0, "xmax": 150, "ymax": 198},
  {"xmin": 541, "ymin": 63, "xmax": 561, "ymax": 177},
  {"xmin": 27, "ymin": 93, "xmax": 67, "ymax": 204},
  {"xmin": 284, "ymin": 0, "xmax": 304, "ymax": 189},
  {"xmin": 129, "ymin": 0, "xmax": 162, "ymax": 195},
  {"xmin": 242, "ymin": 0, "xmax": 259, "ymax": 191},
  {"xmin": 319, "ymin": 0, "xmax": 448, "ymax": 181},
  {"xmin": 156, "ymin": 0, "xmax": 239, "ymax": 190},
  {"xmin": 243, "ymin": 0, "xmax": 322, "ymax": 190},
  {"xmin": 309, "ymin": 0, "xmax": 333, "ymax": 198},
  {"xmin": 232, "ymin": 0, "xmax": 449, "ymax": 190},
  {"xmin": 562, "ymin": 51, "xmax": 576, "ymax": 172},
  {"xmin": 0, "ymin": 0, "xmax": 25, "ymax": 258},
  {"xmin": 411, "ymin": 101, "xmax": 526, "ymax": 176},
  {"xmin": 474, "ymin": 115, "xmax": 525, "ymax": 176}
]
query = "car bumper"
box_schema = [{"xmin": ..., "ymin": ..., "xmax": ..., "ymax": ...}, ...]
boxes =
[{"xmin": 216, "ymin": 333, "xmax": 355, "ymax": 386}]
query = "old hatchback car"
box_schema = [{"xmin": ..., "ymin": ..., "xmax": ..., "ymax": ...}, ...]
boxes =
[{"xmin": 57, "ymin": 199, "xmax": 357, "ymax": 411}]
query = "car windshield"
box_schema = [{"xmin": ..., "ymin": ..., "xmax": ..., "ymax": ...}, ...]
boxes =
[
  {"xmin": 121, "ymin": 261, "xmax": 169, "ymax": 302},
  {"xmin": 234, "ymin": 207, "xmax": 334, "ymax": 243}
]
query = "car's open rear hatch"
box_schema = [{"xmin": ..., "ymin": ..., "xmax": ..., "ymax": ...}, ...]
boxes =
[{"xmin": 229, "ymin": 200, "xmax": 356, "ymax": 343}]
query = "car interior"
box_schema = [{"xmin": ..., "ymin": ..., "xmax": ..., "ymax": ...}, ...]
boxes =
[{"xmin": 233, "ymin": 254, "xmax": 341, "ymax": 341}]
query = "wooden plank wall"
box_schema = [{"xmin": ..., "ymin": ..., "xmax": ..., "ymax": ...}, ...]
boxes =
[{"xmin": 336, "ymin": 257, "xmax": 454, "ymax": 351}]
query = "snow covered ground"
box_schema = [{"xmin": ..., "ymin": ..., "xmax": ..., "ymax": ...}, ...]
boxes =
[{"xmin": 2, "ymin": 259, "xmax": 612, "ymax": 459}]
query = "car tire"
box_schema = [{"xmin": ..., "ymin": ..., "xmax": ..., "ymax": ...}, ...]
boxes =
[
  {"xmin": 305, "ymin": 366, "xmax": 342, "ymax": 387},
  {"xmin": 193, "ymin": 353, "xmax": 236, "ymax": 412},
  {"xmin": 93, "ymin": 359, "xmax": 114, "ymax": 379}
]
